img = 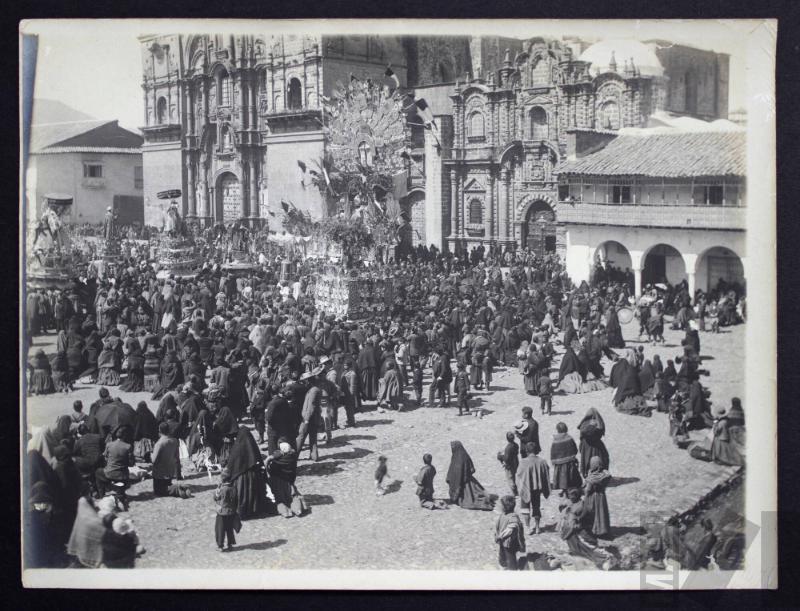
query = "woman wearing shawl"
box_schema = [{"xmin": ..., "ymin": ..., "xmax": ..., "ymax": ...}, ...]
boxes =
[
  {"xmin": 119, "ymin": 343, "xmax": 145, "ymax": 392},
  {"xmin": 267, "ymin": 438, "xmax": 299, "ymax": 518},
  {"xmin": 558, "ymin": 488, "xmax": 611, "ymax": 568},
  {"xmin": 608, "ymin": 356, "xmax": 630, "ymax": 389},
  {"xmin": 213, "ymin": 405, "xmax": 240, "ymax": 465},
  {"xmin": 652, "ymin": 354, "xmax": 664, "ymax": 375},
  {"xmin": 79, "ymin": 330, "xmax": 103, "ymax": 383},
  {"xmin": 523, "ymin": 345, "xmax": 544, "ymax": 395},
  {"xmin": 227, "ymin": 426, "xmax": 267, "ymax": 519},
  {"xmin": 613, "ymin": 365, "xmax": 651, "ymax": 416},
  {"xmin": 550, "ymin": 422, "xmax": 582, "ymax": 494},
  {"xmin": 711, "ymin": 398, "xmax": 746, "ymax": 466},
  {"xmin": 142, "ymin": 344, "xmax": 162, "ymax": 393},
  {"xmin": 377, "ymin": 360, "xmax": 402, "ymax": 411},
  {"xmin": 577, "ymin": 408, "xmax": 610, "ymax": 477},
  {"xmin": 445, "ymin": 440, "xmax": 495, "ymax": 511},
  {"xmin": 26, "ymin": 480, "xmax": 61, "ymax": 567},
  {"xmin": 155, "ymin": 392, "xmax": 178, "ymax": 423},
  {"xmin": 50, "ymin": 350, "xmax": 71, "ymax": 392},
  {"xmin": 186, "ymin": 408, "xmax": 217, "ymax": 462},
  {"xmin": 357, "ymin": 340, "xmax": 379, "ymax": 401},
  {"xmin": 686, "ymin": 375, "xmax": 713, "ymax": 430},
  {"xmin": 51, "ymin": 445, "xmax": 85, "ymax": 546},
  {"xmin": 28, "ymin": 349, "xmax": 55, "ymax": 395},
  {"xmin": 179, "ymin": 386, "xmax": 205, "ymax": 439},
  {"xmin": 494, "ymin": 495, "xmax": 526, "ymax": 570},
  {"xmin": 96, "ymin": 340, "xmax": 121, "ymax": 386},
  {"xmin": 584, "ymin": 456, "xmax": 612, "ymax": 538},
  {"xmin": 28, "ymin": 415, "xmax": 73, "ymax": 467},
  {"xmin": 556, "ymin": 343, "xmax": 588, "ymax": 394},
  {"xmin": 132, "ymin": 401, "xmax": 159, "ymax": 462},
  {"xmin": 151, "ymin": 350, "xmax": 183, "ymax": 400},
  {"xmin": 604, "ymin": 305, "xmax": 625, "ymax": 348},
  {"xmin": 639, "ymin": 359, "xmax": 657, "ymax": 399}
]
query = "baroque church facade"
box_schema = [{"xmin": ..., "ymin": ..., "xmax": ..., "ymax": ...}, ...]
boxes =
[
  {"xmin": 138, "ymin": 34, "xmax": 729, "ymax": 255},
  {"xmin": 442, "ymin": 37, "xmax": 729, "ymax": 257}
]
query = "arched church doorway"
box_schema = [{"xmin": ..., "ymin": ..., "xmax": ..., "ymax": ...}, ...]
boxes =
[
  {"xmin": 522, "ymin": 200, "xmax": 557, "ymax": 256},
  {"xmin": 216, "ymin": 172, "xmax": 241, "ymax": 223}
]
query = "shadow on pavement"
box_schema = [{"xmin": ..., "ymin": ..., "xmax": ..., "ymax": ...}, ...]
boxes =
[
  {"xmin": 607, "ymin": 476, "xmax": 641, "ymax": 488},
  {"xmin": 355, "ymin": 418, "xmax": 394, "ymax": 427},
  {"xmin": 228, "ymin": 539, "xmax": 288, "ymax": 552},
  {"xmin": 297, "ymin": 459, "xmax": 344, "ymax": 477},
  {"xmin": 303, "ymin": 493, "xmax": 335, "ymax": 506},
  {"xmin": 323, "ymin": 447, "xmax": 373, "ymax": 461},
  {"xmin": 383, "ymin": 479, "xmax": 403, "ymax": 494},
  {"xmin": 605, "ymin": 525, "xmax": 646, "ymax": 539}
]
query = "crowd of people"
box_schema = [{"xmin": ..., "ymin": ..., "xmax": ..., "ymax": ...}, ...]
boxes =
[{"xmin": 24, "ymin": 226, "xmax": 747, "ymax": 570}]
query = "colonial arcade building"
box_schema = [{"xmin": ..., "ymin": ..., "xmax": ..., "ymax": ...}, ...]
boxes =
[{"xmin": 441, "ymin": 37, "xmax": 730, "ymax": 258}]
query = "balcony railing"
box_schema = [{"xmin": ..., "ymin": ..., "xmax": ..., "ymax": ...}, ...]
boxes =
[
  {"xmin": 81, "ymin": 177, "xmax": 106, "ymax": 189},
  {"xmin": 556, "ymin": 201, "xmax": 746, "ymax": 231}
]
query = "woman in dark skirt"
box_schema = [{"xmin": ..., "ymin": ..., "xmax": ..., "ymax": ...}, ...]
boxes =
[
  {"xmin": 227, "ymin": 426, "xmax": 268, "ymax": 519},
  {"xmin": 79, "ymin": 331, "xmax": 102, "ymax": 383},
  {"xmin": 150, "ymin": 350, "xmax": 183, "ymax": 400},
  {"xmin": 213, "ymin": 405, "xmax": 241, "ymax": 466},
  {"xmin": 120, "ymin": 344, "xmax": 145, "ymax": 392},
  {"xmin": 550, "ymin": 422, "xmax": 583, "ymax": 494},
  {"xmin": 132, "ymin": 401, "xmax": 159, "ymax": 462},
  {"xmin": 577, "ymin": 408, "xmax": 610, "ymax": 477},
  {"xmin": 29, "ymin": 349, "xmax": 55, "ymax": 395},
  {"xmin": 523, "ymin": 345, "xmax": 544, "ymax": 396},
  {"xmin": 142, "ymin": 345, "xmax": 162, "ymax": 393},
  {"xmin": 50, "ymin": 351, "xmax": 71, "ymax": 392},
  {"xmin": 96, "ymin": 340, "xmax": 121, "ymax": 386},
  {"xmin": 445, "ymin": 440, "xmax": 495, "ymax": 511},
  {"xmin": 583, "ymin": 456, "xmax": 611, "ymax": 538},
  {"xmin": 267, "ymin": 438, "xmax": 298, "ymax": 518}
]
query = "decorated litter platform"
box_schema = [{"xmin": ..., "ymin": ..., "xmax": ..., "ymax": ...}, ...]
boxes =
[{"xmin": 314, "ymin": 266, "xmax": 394, "ymax": 320}]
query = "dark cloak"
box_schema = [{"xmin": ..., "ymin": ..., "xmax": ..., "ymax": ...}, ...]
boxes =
[
  {"xmin": 609, "ymin": 358, "xmax": 630, "ymax": 389},
  {"xmin": 445, "ymin": 441, "xmax": 494, "ymax": 510},
  {"xmin": 558, "ymin": 347, "xmax": 587, "ymax": 383},
  {"xmin": 133, "ymin": 403, "xmax": 159, "ymax": 442},
  {"xmin": 577, "ymin": 408, "xmax": 610, "ymax": 476},
  {"xmin": 613, "ymin": 366, "xmax": 643, "ymax": 405}
]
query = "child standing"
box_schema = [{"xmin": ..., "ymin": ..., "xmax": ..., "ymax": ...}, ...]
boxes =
[
  {"xmin": 375, "ymin": 455, "xmax": 388, "ymax": 495},
  {"xmin": 453, "ymin": 362, "xmax": 471, "ymax": 416},
  {"xmin": 497, "ymin": 432, "xmax": 519, "ymax": 496},
  {"xmin": 538, "ymin": 375, "xmax": 553, "ymax": 416},
  {"xmin": 214, "ymin": 469, "xmax": 239, "ymax": 552},
  {"xmin": 412, "ymin": 361, "xmax": 424, "ymax": 407},
  {"xmin": 494, "ymin": 495, "xmax": 526, "ymax": 570}
]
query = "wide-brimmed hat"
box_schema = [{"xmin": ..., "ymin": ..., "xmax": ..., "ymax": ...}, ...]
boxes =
[
  {"xmin": 513, "ymin": 420, "xmax": 529, "ymax": 434},
  {"xmin": 319, "ymin": 355, "xmax": 331, "ymax": 366}
]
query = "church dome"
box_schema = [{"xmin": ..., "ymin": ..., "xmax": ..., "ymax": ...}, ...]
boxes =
[{"xmin": 579, "ymin": 39, "xmax": 664, "ymax": 77}]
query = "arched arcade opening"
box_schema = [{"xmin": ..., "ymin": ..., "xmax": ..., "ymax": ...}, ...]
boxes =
[
  {"xmin": 592, "ymin": 240, "xmax": 633, "ymax": 290},
  {"xmin": 643, "ymin": 243, "xmax": 686, "ymax": 287},
  {"xmin": 697, "ymin": 246, "xmax": 745, "ymax": 296}
]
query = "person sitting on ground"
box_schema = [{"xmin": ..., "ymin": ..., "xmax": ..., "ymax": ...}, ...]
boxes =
[
  {"xmin": 151, "ymin": 422, "xmax": 180, "ymax": 497},
  {"xmin": 413, "ymin": 453, "xmax": 448, "ymax": 510}
]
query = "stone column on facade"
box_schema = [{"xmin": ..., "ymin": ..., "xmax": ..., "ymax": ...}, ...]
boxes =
[
  {"xmin": 499, "ymin": 168, "xmax": 509, "ymax": 242},
  {"xmin": 450, "ymin": 169, "xmax": 459, "ymax": 237},
  {"xmin": 250, "ymin": 69, "xmax": 259, "ymax": 130},
  {"xmin": 239, "ymin": 72, "xmax": 248, "ymax": 130},
  {"xmin": 249, "ymin": 158, "xmax": 259, "ymax": 226},
  {"xmin": 485, "ymin": 171, "xmax": 494, "ymax": 242},
  {"xmin": 186, "ymin": 155, "xmax": 197, "ymax": 217}
]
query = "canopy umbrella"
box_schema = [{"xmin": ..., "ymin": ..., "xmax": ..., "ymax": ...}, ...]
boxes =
[{"xmin": 88, "ymin": 401, "xmax": 138, "ymax": 436}]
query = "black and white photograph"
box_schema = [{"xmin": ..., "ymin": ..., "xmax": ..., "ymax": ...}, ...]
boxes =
[{"xmin": 19, "ymin": 19, "xmax": 776, "ymax": 589}]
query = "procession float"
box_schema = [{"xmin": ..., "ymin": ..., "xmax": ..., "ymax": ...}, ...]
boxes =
[
  {"xmin": 217, "ymin": 221, "xmax": 259, "ymax": 275},
  {"xmin": 27, "ymin": 193, "xmax": 76, "ymax": 290},
  {"xmin": 289, "ymin": 74, "xmax": 411, "ymax": 320},
  {"xmin": 155, "ymin": 190, "xmax": 202, "ymax": 280}
]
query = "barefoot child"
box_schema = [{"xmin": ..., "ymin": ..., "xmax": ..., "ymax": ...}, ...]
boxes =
[
  {"xmin": 214, "ymin": 468, "xmax": 239, "ymax": 551},
  {"xmin": 412, "ymin": 361, "xmax": 424, "ymax": 407},
  {"xmin": 453, "ymin": 362, "xmax": 470, "ymax": 416},
  {"xmin": 538, "ymin": 375, "xmax": 553, "ymax": 416},
  {"xmin": 494, "ymin": 495, "xmax": 526, "ymax": 570},
  {"xmin": 413, "ymin": 453, "xmax": 448, "ymax": 509},
  {"xmin": 497, "ymin": 432, "xmax": 519, "ymax": 496}
]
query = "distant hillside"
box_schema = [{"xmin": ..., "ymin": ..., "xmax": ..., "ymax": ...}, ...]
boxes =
[{"xmin": 32, "ymin": 98, "xmax": 94, "ymax": 124}]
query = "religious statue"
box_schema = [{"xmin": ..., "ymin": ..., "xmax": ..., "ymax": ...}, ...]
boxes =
[
  {"xmin": 33, "ymin": 200, "xmax": 68, "ymax": 255},
  {"xmin": 103, "ymin": 206, "xmax": 118, "ymax": 242},
  {"xmin": 165, "ymin": 200, "xmax": 185, "ymax": 237}
]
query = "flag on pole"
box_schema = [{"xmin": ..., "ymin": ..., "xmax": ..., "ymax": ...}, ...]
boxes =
[{"xmin": 414, "ymin": 99, "xmax": 436, "ymax": 128}]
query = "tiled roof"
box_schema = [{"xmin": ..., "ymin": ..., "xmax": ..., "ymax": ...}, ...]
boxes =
[
  {"xmin": 33, "ymin": 147, "xmax": 142, "ymax": 155},
  {"xmin": 557, "ymin": 131, "xmax": 746, "ymax": 178},
  {"xmin": 30, "ymin": 120, "xmax": 143, "ymax": 153}
]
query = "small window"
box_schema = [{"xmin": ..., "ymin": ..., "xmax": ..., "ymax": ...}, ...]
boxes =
[
  {"xmin": 530, "ymin": 107, "xmax": 548, "ymax": 140},
  {"xmin": 708, "ymin": 185, "xmax": 723, "ymax": 206},
  {"xmin": 468, "ymin": 112, "xmax": 485, "ymax": 140},
  {"xmin": 601, "ymin": 100, "xmax": 620, "ymax": 130},
  {"xmin": 84, "ymin": 164, "xmax": 103, "ymax": 178},
  {"xmin": 156, "ymin": 97, "xmax": 168, "ymax": 124},
  {"xmin": 220, "ymin": 73, "xmax": 231, "ymax": 107},
  {"xmin": 287, "ymin": 78, "xmax": 302, "ymax": 110},
  {"xmin": 134, "ymin": 166, "xmax": 143, "ymax": 189},
  {"xmin": 558, "ymin": 184, "xmax": 570, "ymax": 201},
  {"xmin": 468, "ymin": 199, "xmax": 483, "ymax": 224},
  {"xmin": 612, "ymin": 185, "xmax": 631, "ymax": 203}
]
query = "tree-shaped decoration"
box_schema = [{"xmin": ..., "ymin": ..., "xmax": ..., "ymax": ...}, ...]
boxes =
[{"xmin": 300, "ymin": 74, "xmax": 412, "ymax": 265}]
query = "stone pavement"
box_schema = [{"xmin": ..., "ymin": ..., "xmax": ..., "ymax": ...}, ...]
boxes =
[{"xmin": 24, "ymin": 319, "xmax": 744, "ymax": 570}]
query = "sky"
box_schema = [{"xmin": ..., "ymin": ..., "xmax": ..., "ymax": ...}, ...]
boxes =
[{"xmin": 21, "ymin": 19, "xmax": 764, "ymax": 133}]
